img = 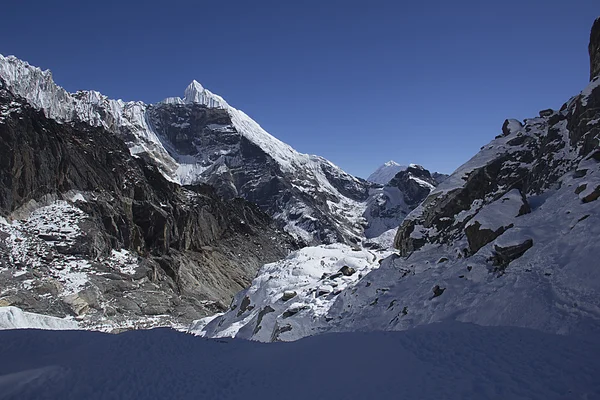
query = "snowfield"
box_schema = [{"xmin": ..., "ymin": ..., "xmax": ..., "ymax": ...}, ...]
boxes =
[{"xmin": 0, "ymin": 322, "xmax": 598, "ymax": 400}]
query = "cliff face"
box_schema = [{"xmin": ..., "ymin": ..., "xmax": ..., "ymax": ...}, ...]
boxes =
[
  {"xmin": 0, "ymin": 78, "xmax": 296, "ymax": 330},
  {"xmin": 590, "ymin": 17, "xmax": 600, "ymax": 81}
]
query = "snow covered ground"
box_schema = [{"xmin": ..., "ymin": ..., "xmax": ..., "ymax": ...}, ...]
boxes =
[
  {"xmin": 198, "ymin": 243, "xmax": 393, "ymax": 341},
  {"xmin": 0, "ymin": 322, "xmax": 598, "ymax": 400}
]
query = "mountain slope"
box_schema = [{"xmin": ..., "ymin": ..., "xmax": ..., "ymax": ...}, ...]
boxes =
[
  {"xmin": 0, "ymin": 56, "xmax": 372, "ymax": 245},
  {"xmin": 363, "ymin": 164, "xmax": 439, "ymax": 238},
  {"xmin": 0, "ymin": 77, "xmax": 295, "ymax": 330},
  {"xmin": 204, "ymin": 17, "xmax": 600, "ymax": 341}
]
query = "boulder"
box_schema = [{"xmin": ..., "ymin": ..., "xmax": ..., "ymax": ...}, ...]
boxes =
[
  {"xmin": 281, "ymin": 291, "xmax": 297, "ymax": 301},
  {"xmin": 492, "ymin": 238, "xmax": 534, "ymax": 269},
  {"xmin": 432, "ymin": 285, "xmax": 445, "ymax": 298},
  {"xmin": 339, "ymin": 266, "xmax": 356, "ymax": 276}
]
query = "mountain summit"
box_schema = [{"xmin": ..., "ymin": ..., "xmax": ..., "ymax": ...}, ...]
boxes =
[
  {"xmin": 367, "ymin": 161, "xmax": 407, "ymax": 184},
  {"xmin": 0, "ymin": 56, "xmax": 373, "ymax": 244}
]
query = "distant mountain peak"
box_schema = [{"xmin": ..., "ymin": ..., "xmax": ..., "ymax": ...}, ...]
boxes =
[
  {"xmin": 367, "ymin": 161, "xmax": 407, "ymax": 184},
  {"xmin": 158, "ymin": 79, "xmax": 227, "ymax": 108},
  {"xmin": 183, "ymin": 80, "xmax": 205, "ymax": 103}
]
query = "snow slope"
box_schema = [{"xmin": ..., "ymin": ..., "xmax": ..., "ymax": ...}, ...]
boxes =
[
  {"xmin": 0, "ymin": 307, "xmax": 78, "ymax": 330},
  {"xmin": 1, "ymin": 322, "xmax": 598, "ymax": 400}
]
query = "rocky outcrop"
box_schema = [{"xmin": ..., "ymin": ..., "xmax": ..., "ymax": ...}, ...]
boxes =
[
  {"xmin": 364, "ymin": 165, "xmax": 438, "ymax": 238},
  {"xmin": 491, "ymin": 238, "xmax": 534, "ymax": 271},
  {"xmin": 388, "ymin": 165, "xmax": 437, "ymax": 209},
  {"xmin": 590, "ymin": 17, "xmax": 600, "ymax": 81},
  {"xmin": 0, "ymin": 79, "xmax": 296, "ymax": 330},
  {"xmin": 394, "ymin": 89, "xmax": 598, "ymax": 256}
]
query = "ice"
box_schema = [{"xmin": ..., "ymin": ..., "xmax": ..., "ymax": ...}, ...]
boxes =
[{"xmin": 0, "ymin": 306, "xmax": 78, "ymax": 330}]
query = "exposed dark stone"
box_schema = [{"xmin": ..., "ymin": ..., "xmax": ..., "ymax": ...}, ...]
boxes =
[
  {"xmin": 237, "ymin": 296, "xmax": 252, "ymax": 316},
  {"xmin": 465, "ymin": 222, "xmax": 513, "ymax": 255},
  {"xmin": 364, "ymin": 164, "xmax": 439, "ymax": 238},
  {"xmin": 328, "ymin": 272, "xmax": 343, "ymax": 280},
  {"xmin": 575, "ymin": 184, "xmax": 588, "ymax": 195},
  {"xmin": 388, "ymin": 165, "xmax": 438, "ymax": 209},
  {"xmin": 502, "ymin": 119, "xmax": 522, "ymax": 137},
  {"xmin": 432, "ymin": 285, "xmax": 445, "ymax": 298},
  {"xmin": 582, "ymin": 185, "xmax": 600, "ymax": 203},
  {"xmin": 339, "ymin": 265, "xmax": 356, "ymax": 276},
  {"xmin": 270, "ymin": 323, "xmax": 293, "ymax": 342},
  {"xmin": 281, "ymin": 291, "xmax": 297, "ymax": 301},
  {"xmin": 491, "ymin": 238, "xmax": 534, "ymax": 271},
  {"xmin": 590, "ymin": 17, "xmax": 600, "ymax": 81},
  {"xmin": 253, "ymin": 305, "xmax": 275, "ymax": 335}
]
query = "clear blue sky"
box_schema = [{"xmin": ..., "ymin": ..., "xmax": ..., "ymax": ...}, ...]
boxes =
[{"xmin": 1, "ymin": 1, "xmax": 598, "ymax": 178}]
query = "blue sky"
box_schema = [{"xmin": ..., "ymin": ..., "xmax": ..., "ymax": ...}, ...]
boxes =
[{"xmin": 1, "ymin": 1, "xmax": 598, "ymax": 177}]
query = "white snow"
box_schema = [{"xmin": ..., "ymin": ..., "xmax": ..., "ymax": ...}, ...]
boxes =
[
  {"xmin": 465, "ymin": 189, "xmax": 525, "ymax": 231},
  {"xmin": 366, "ymin": 160, "xmax": 407, "ymax": 184},
  {"xmin": 0, "ymin": 322, "xmax": 598, "ymax": 399},
  {"xmin": 0, "ymin": 307, "xmax": 78, "ymax": 330},
  {"xmin": 200, "ymin": 243, "xmax": 392, "ymax": 342}
]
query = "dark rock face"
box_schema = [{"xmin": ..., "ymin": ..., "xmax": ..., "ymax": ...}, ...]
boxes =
[
  {"xmin": 492, "ymin": 239, "xmax": 534, "ymax": 270},
  {"xmin": 363, "ymin": 165, "xmax": 438, "ymax": 238},
  {"xmin": 388, "ymin": 165, "xmax": 438, "ymax": 209},
  {"xmin": 0, "ymin": 79, "xmax": 296, "ymax": 329},
  {"xmin": 590, "ymin": 17, "xmax": 600, "ymax": 81},
  {"xmin": 465, "ymin": 222, "xmax": 512, "ymax": 255},
  {"xmin": 146, "ymin": 103, "xmax": 372, "ymax": 245},
  {"xmin": 431, "ymin": 172, "xmax": 449, "ymax": 185}
]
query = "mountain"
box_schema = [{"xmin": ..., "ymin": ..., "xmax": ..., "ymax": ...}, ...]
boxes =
[
  {"xmin": 202, "ymin": 17, "xmax": 600, "ymax": 342},
  {"xmin": 363, "ymin": 164, "xmax": 439, "ymax": 238},
  {"xmin": 0, "ymin": 57, "xmax": 372, "ymax": 245},
  {"xmin": 367, "ymin": 160, "xmax": 407, "ymax": 184},
  {"xmin": 0, "ymin": 76, "xmax": 296, "ymax": 331}
]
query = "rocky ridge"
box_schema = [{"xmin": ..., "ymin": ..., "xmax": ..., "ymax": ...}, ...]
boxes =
[
  {"xmin": 0, "ymin": 56, "xmax": 373, "ymax": 245},
  {"xmin": 0, "ymin": 78, "xmax": 296, "ymax": 330},
  {"xmin": 363, "ymin": 164, "xmax": 439, "ymax": 238}
]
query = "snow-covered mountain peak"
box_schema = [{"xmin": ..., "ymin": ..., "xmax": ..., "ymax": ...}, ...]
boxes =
[
  {"xmin": 183, "ymin": 80, "xmax": 205, "ymax": 102},
  {"xmin": 0, "ymin": 53, "xmax": 375, "ymax": 244},
  {"xmin": 182, "ymin": 79, "xmax": 227, "ymax": 108},
  {"xmin": 367, "ymin": 160, "xmax": 407, "ymax": 184}
]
